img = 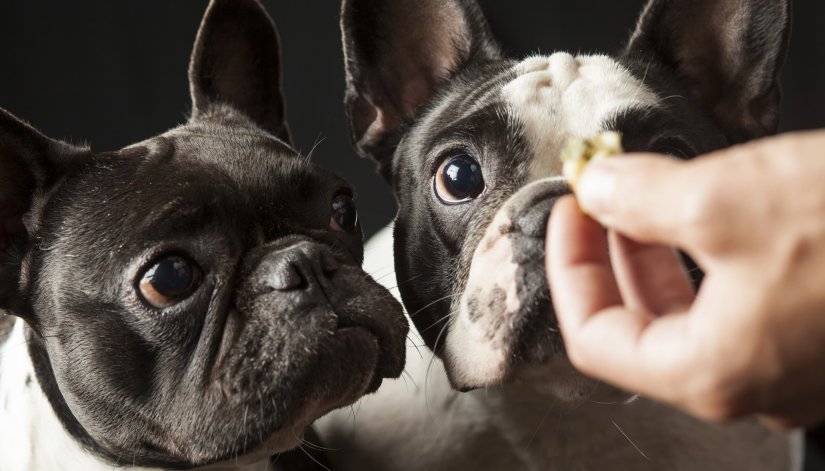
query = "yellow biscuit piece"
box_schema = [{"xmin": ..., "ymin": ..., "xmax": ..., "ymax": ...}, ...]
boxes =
[{"xmin": 561, "ymin": 131, "xmax": 623, "ymax": 192}]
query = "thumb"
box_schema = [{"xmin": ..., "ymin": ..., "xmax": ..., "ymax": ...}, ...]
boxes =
[{"xmin": 576, "ymin": 154, "xmax": 705, "ymax": 247}]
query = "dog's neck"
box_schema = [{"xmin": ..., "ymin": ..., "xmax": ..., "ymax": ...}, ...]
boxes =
[{"xmin": 0, "ymin": 320, "xmax": 271, "ymax": 471}]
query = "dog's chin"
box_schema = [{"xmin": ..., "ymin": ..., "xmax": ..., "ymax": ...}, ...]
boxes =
[
  {"xmin": 168, "ymin": 327, "xmax": 381, "ymax": 467},
  {"xmin": 513, "ymin": 358, "xmax": 612, "ymax": 402},
  {"xmin": 162, "ymin": 314, "xmax": 394, "ymax": 467},
  {"xmin": 442, "ymin": 277, "xmax": 561, "ymax": 391},
  {"xmin": 444, "ymin": 341, "xmax": 634, "ymax": 403},
  {"xmin": 334, "ymin": 326, "xmax": 387, "ymax": 394},
  {"xmin": 441, "ymin": 333, "xmax": 558, "ymax": 393},
  {"xmin": 302, "ymin": 324, "xmax": 385, "ymax": 404},
  {"xmin": 221, "ymin": 327, "xmax": 384, "ymax": 465}
]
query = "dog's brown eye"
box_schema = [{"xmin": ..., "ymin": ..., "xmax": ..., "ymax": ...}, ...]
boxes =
[
  {"xmin": 138, "ymin": 255, "xmax": 201, "ymax": 309},
  {"xmin": 434, "ymin": 153, "xmax": 485, "ymax": 205},
  {"xmin": 330, "ymin": 193, "xmax": 358, "ymax": 232}
]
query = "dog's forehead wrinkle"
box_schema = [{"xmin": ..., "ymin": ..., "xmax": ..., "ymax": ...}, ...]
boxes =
[
  {"xmin": 452, "ymin": 65, "xmax": 516, "ymax": 120},
  {"xmin": 402, "ymin": 62, "xmax": 515, "ymax": 168},
  {"xmin": 148, "ymin": 130, "xmax": 325, "ymax": 206}
]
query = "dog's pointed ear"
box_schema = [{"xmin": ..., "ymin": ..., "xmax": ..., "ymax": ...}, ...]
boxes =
[
  {"xmin": 625, "ymin": 0, "xmax": 791, "ymax": 143},
  {"xmin": 341, "ymin": 0, "xmax": 502, "ymax": 180},
  {"xmin": 0, "ymin": 109, "xmax": 84, "ymax": 314},
  {"xmin": 189, "ymin": 0, "xmax": 292, "ymax": 145}
]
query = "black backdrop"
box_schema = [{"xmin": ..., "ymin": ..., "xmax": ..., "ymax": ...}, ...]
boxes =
[
  {"xmin": 1, "ymin": 1, "xmax": 823, "ymax": 237},
  {"xmin": 1, "ymin": 1, "xmax": 824, "ymax": 467}
]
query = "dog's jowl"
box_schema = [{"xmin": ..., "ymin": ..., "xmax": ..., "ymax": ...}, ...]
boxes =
[
  {"xmin": 318, "ymin": 0, "xmax": 803, "ymax": 470},
  {"xmin": 0, "ymin": 1, "xmax": 408, "ymax": 470}
]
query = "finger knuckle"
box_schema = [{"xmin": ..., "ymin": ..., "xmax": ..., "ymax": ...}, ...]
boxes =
[
  {"xmin": 562, "ymin": 339, "xmax": 601, "ymax": 377},
  {"xmin": 679, "ymin": 184, "xmax": 730, "ymax": 251},
  {"xmin": 684, "ymin": 369, "xmax": 751, "ymax": 422},
  {"xmin": 563, "ymin": 341, "xmax": 589, "ymax": 370},
  {"xmin": 692, "ymin": 396, "xmax": 746, "ymax": 422}
]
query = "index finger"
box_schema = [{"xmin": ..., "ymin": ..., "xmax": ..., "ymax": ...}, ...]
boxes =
[
  {"xmin": 576, "ymin": 155, "xmax": 711, "ymax": 250},
  {"xmin": 547, "ymin": 196, "xmax": 696, "ymax": 402}
]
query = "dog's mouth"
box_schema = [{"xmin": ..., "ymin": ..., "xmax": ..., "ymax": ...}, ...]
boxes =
[
  {"xmin": 334, "ymin": 322, "xmax": 395, "ymax": 394},
  {"xmin": 337, "ymin": 326, "xmax": 383, "ymax": 392},
  {"xmin": 321, "ymin": 263, "xmax": 409, "ymax": 392}
]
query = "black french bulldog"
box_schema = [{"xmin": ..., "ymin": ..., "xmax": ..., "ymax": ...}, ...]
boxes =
[
  {"xmin": 0, "ymin": 0, "xmax": 407, "ymax": 470},
  {"xmin": 318, "ymin": 0, "xmax": 801, "ymax": 470}
]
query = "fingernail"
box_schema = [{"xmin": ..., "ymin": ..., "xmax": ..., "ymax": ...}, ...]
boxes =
[{"xmin": 577, "ymin": 162, "xmax": 617, "ymax": 218}]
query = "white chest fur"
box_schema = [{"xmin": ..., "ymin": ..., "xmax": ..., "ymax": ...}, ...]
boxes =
[
  {"xmin": 0, "ymin": 321, "xmax": 269, "ymax": 471},
  {"xmin": 316, "ymin": 225, "xmax": 803, "ymax": 471}
]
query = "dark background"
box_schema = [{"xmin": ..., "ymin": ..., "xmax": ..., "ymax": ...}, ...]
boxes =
[
  {"xmin": 1, "ymin": 1, "xmax": 823, "ymax": 238},
  {"xmin": 1, "ymin": 1, "xmax": 824, "ymax": 468}
]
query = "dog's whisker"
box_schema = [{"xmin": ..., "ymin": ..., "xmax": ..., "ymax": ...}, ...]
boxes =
[
  {"xmin": 658, "ymin": 94, "xmax": 687, "ymax": 105},
  {"xmin": 384, "ymin": 272, "xmax": 426, "ymax": 291},
  {"xmin": 303, "ymin": 133, "xmax": 327, "ymax": 162},
  {"xmin": 296, "ymin": 443, "xmax": 332, "ymax": 471},
  {"xmin": 295, "ymin": 432, "xmax": 339, "ymax": 453},
  {"xmin": 258, "ymin": 391, "xmax": 265, "ymax": 444},
  {"xmin": 419, "ymin": 312, "xmax": 453, "ymax": 333},
  {"xmin": 527, "ymin": 401, "xmax": 558, "ymax": 448},
  {"xmin": 630, "ymin": 56, "xmax": 654, "ymax": 106},
  {"xmin": 408, "ymin": 293, "xmax": 457, "ymax": 319},
  {"xmin": 404, "ymin": 332, "xmax": 425, "ymax": 359},
  {"xmin": 401, "ymin": 368, "xmax": 418, "ymax": 390},
  {"xmin": 424, "ymin": 316, "xmax": 453, "ymax": 410},
  {"xmin": 369, "ymin": 268, "xmax": 398, "ymax": 284},
  {"xmin": 242, "ymin": 405, "xmax": 249, "ymax": 454},
  {"xmin": 611, "ymin": 417, "xmax": 651, "ymax": 461}
]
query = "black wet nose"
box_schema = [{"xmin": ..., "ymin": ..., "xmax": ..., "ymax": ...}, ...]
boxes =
[
  {"xmin": 515, "ymin": 195, "xmax": 566, "ymax": 239},
  {"xmin": 257, "ymin": 243, "xmax": 340, "ymax": 292},
  {"xmin": 505, "ymin": 179, "xmax": 570, "ymax": 240}
]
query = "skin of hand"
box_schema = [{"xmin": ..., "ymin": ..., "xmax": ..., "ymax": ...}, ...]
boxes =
[{"xmin": 547, "ymin": 130, "xmax": 825, "ymax": 428}]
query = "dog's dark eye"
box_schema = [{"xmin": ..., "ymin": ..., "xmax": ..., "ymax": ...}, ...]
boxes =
[
  {"xmin": 138, "ymin": 255, "xmax": 201, "ymax": 309},
  {"xmin": 330, "ymin": 193, "xmax": 358, "ymax": 232},
  {"xmin": 652, "ymin": 139, "xmax": 693, "ymax": 160},
  {"xmin": 654, "ymin": 145, "xmax": 688, "ymax": 159},
  {"xmin": 434, "ymin": 153, "xmax": 485, "ymax": 205}
]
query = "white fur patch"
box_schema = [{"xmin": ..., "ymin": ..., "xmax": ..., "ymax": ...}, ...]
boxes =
[
  {"xmin": 0, "ymin": 321, "xmax": 126, "ymax": 471},
  {"xmin": 445, "ymin": 211, "xmax": 521, "ymax": 387},
  {"xmin": 502, "ymin": 53, "xmax": 659, "ymax": 181}
]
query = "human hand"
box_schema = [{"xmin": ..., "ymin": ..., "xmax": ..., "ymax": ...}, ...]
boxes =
[{"xmin": 547, "ymin": 131, "xmax": 825, "ymax": 427}]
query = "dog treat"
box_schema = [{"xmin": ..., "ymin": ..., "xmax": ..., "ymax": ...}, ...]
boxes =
[{"xmin": 561, "ymin": 131, "xmax": 623, "ymax": 192}]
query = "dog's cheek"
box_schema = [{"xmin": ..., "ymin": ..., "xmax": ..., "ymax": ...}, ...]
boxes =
[
  {"xmin": 459, "ymin": 211, "xmax": 523, "ymax": 324},
  {"xmin": 442, "ymin": 219, "xmax": 522, "ymax": 388},
  {"xmin": 57, "ymin": 318, "xmax": 158, "ymax": 422}
]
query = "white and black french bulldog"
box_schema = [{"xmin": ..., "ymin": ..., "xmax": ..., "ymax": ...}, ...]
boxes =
[
  {"xmin": 318, "ymin": 0, "xmax": 804, "ymax": 469},
  {"xmin": 0, "ymin": 0, "xmax": 408, "ymax": 470}
]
